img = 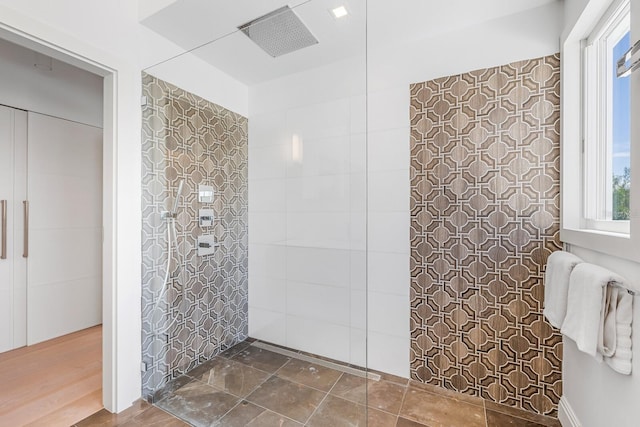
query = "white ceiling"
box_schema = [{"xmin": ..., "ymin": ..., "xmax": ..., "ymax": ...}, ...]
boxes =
[{"xmin": 141, "ymin": 0, "xmax": 559, "ymax": 86}]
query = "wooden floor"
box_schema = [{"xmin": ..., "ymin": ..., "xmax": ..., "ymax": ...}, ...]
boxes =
[{"xmin": 0, "ymin": 326, "xmax": 102, "ymax": 427}]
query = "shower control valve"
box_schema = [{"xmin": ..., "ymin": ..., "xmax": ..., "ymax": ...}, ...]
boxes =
[{"xmin": 199, "ymin": 209, "xmax": 214, "ymax": 227}]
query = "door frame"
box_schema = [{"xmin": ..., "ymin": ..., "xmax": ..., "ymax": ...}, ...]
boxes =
[{"xmin": 0, "ymin": 7, "xmax": 141, "ymax": 412}]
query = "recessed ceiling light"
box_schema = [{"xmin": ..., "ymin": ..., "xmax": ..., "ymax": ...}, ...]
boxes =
[{"xmin": 331, "ymin": 6, "xmax": 348, "ymax": 19}]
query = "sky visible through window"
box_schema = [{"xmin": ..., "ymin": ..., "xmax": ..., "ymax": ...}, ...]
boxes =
[
  {"xmin": 612, "ymin": 31, "xmax": 630, "ymax": 178},
  {"xmin": 612, "ymin": 31, "xmax": 630, "ymax": 220}
]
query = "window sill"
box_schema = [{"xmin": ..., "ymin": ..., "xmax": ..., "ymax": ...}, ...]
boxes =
[
  {"xmin": 560, "ymin": 227, "xmax": 639, "ymax": 263},
  {"xmin": 583, "ymin": 219, "xmax": 630, "ymax": 234}
]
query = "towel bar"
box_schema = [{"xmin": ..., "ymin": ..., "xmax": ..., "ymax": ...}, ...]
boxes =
[{"xmin": 612, "ymin": 282, "xmax": 637, "ymax": 296}]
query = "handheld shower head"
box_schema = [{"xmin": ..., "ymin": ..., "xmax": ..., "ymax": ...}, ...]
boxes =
[{"xmin": 171, "ymin": 179, "xmax": 185, "ymax": 216}]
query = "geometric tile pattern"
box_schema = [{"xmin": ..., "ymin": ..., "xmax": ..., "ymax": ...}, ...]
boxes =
[
  {"xmin": 409, "ymin": 54, "xmax": 562, "ymax": 416},
  {"xmin": 141, "ymin": 73, "xmax": 248, "ymax": 399}
]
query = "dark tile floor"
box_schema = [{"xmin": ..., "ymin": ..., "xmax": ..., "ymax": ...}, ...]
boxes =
[{"xmin": 76, "ymin": 340, "xmax": 562, "ymax": 427}]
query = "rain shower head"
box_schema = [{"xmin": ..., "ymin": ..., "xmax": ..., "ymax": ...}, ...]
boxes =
[{"xmin": 238, "ymin": 5, "xmax": 318, "ymax": 58}]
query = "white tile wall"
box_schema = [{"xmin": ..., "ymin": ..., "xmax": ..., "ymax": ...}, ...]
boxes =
[
  {"xmin": 367, "ymin": 86, "xmax": 410, "ymax": 131},
  {"xmin": 368, "ymin": 127, "xmax": 411, "ymax": 172},
  {"xmin": 286, "ymin": 135, "xmax": 351, "ymax": 178},
  {"xmin": 350, "ymin": 250, "xmax": 367, "ymax": 291},
  {"xmin": 248, "ymin": 213, "xmax": 286, "ymax": 244},
  {"xmin": 248, "ymin": 307, "xmax": 286, "ymax": 343},
  {"xmin": 286, "ymin": 175, "xmax": 350, "ymax": 213},
  {"xmin": 248, "ymin": 276, "xmax": 286, "ymax": 312},
  {"xmin": 286, "ymin": 281, "xmax": 350, "ymax": 325},
  {"xmin": 368, "ymin": 292, "xmax": 409, "ymax": 337},
  {"xmin": 286, "ymin": 315, "xmax": 351, "ymax": 362},
  {"xmin": 248, "ymin": 244, "xmax": 285, "ymax": 280},
  {"xmin": 249, "ymin": 61, "xmax": 410, "ymax": 375},
  {"xmin": 368, "ymin": 251, "xmax": 410, "ymax": 296},
  {"xmin": 368, "ymin": 212, "xmax": 410, "ymax": 254},
  {"xmin": 368, "ymin": 170, "xmax": 410, "ymax": 212},
  {"xmin": 248, "ymin": 145, "xmax": 288, "ymax": 180},
  {"xmin": 286, "ymin": 246, "xmax": 350, "ymax": 288},
  {"xmin": 349, "ymin": 328, "xmax": 367, "ymax": 368},
  {"xmin": 367, "ymin": 331, "xmax": 410, "ymax": 378},
  {"xmin": 286, "ymin": 99, "xmax": 351, "ymax": 140},
  {"xmin": 248, "ymin": 179, "xmax": 286, "ymax": 212},
  {"xmin": 286, "ymin": 212, "xmax": 350, "ymax": 248}
]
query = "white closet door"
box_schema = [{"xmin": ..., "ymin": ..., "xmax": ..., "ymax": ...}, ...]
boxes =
[
  {"xmin": 27, "ymin": 112, "xmax": 103, "ymax": 345},
  {"xmin": 0, "ymin": 106, "xmax": 27, "ymax": 353}
]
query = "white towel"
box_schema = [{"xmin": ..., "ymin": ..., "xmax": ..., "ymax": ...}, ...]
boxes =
[
  {"xmin": 603, "ymin": 289, "xmax": 634, "ymax": 375},
  {"xmin": 561, "ymin": 263, "xmax": 625, "ymax": 358},
  {"xmin": 543, "ymin": 251, "xmax": 583, "ymax": 328}
]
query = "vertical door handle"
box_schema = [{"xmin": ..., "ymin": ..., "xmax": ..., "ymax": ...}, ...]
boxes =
[
  {"xmin": 23, "ymin": 201, "xmax": 28, "ymax": 258},
  {"xmin": 1, "ymin": 200, "xmax": 6, "ymax": 260}
]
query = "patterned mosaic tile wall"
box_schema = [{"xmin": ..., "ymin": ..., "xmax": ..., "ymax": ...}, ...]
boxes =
[
  {"xmin": 141, "ymin": 73, "xmax": 248, "ymax": 398},
  {"xmin": 409, "ymin": 54, "xmax": 562, "ymax": 415}
]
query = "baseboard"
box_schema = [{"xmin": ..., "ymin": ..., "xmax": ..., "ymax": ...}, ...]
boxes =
[{"xmin": 558, "ymin": 396, "xmax": 581, "ymax": 427}]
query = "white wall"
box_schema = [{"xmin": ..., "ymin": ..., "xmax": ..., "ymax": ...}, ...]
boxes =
[
  {"xmin": 0, "ymin": 37, "xmax": 102, "ymax": 127},
  {"xmin": 0, "ymin": 0, "xmax": 248, "ymax": 413},
  {"xmin": 248, "ymin": 55, "xmax": 369, "ymax": 367},
  {"xmin": 248, "ymin": 1, "xmax": 563, "ymax": 378},
  {"xmin": 560, "ymin": 1, "xmax": 640, "ymax": 426}
]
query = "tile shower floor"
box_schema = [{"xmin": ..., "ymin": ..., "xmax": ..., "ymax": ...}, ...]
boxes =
[{"xmin": 76, "ymin": 339, "xmax": 561, "ymax": 427}]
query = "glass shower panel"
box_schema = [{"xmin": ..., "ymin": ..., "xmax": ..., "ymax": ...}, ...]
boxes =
[{"xmin": 141, "ymin": 0, "xmax": 369, "ymax": 423}]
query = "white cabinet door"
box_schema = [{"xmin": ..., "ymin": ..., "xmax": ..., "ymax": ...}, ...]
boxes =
[
  {"xmin": 0, "ymin": 106, "xmax": 27, "ymax": 353},
  {"xmin": 26, "ymin": 112, "xmax": 102, "ymax": 345}
]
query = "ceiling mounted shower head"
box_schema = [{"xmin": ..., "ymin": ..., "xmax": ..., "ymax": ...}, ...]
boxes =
[{"xmin": 238, "ymin": 5, "xmax": 318, "ymax": 58}]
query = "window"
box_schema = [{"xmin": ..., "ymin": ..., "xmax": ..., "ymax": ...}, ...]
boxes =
[
  {"xmin": 583, "ymin": 0, "xmax": 631, "ymax": 234},
  {"xmin": 562, "ymin": 0, "xmax": 639, "ymax": 263}
]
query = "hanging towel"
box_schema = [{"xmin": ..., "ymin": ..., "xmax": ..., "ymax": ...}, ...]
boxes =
[
  {"xmin": 599, "ymin": 287, "xmax": 618, "ymax": 357},
  {"xmin": 543, "ymin": 251, "xmax": 583, "ymax": 328},
  {"xmin": 561, "ymin": 263, "xmax": 626, "ymax": 358},
  {"xmin": 603, "ymin": 288, "xmax": 634, "ymax": 375}
]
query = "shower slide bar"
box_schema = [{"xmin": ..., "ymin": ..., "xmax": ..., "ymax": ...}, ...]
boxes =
[{"xmin": 611, "ymin": 281, "xmax": 637, "ymax": 296}]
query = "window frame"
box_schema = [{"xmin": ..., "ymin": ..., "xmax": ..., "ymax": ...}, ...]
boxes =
[
  {"xmin": 561, "ymin": 0, "xmax": 640, "ymax": 263},
  {"xmin": 582, "ymin": 0, "xmax": 630, "ymax": 233}
]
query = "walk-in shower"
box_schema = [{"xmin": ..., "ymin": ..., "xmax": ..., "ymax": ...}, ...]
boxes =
[
  {"xmin": 135, "ymin": 0, "xmax": 574, "ymax": 426},
  {"xmin": 140, "ymin": 0, "xmax": 369, "ymax": 420}
]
